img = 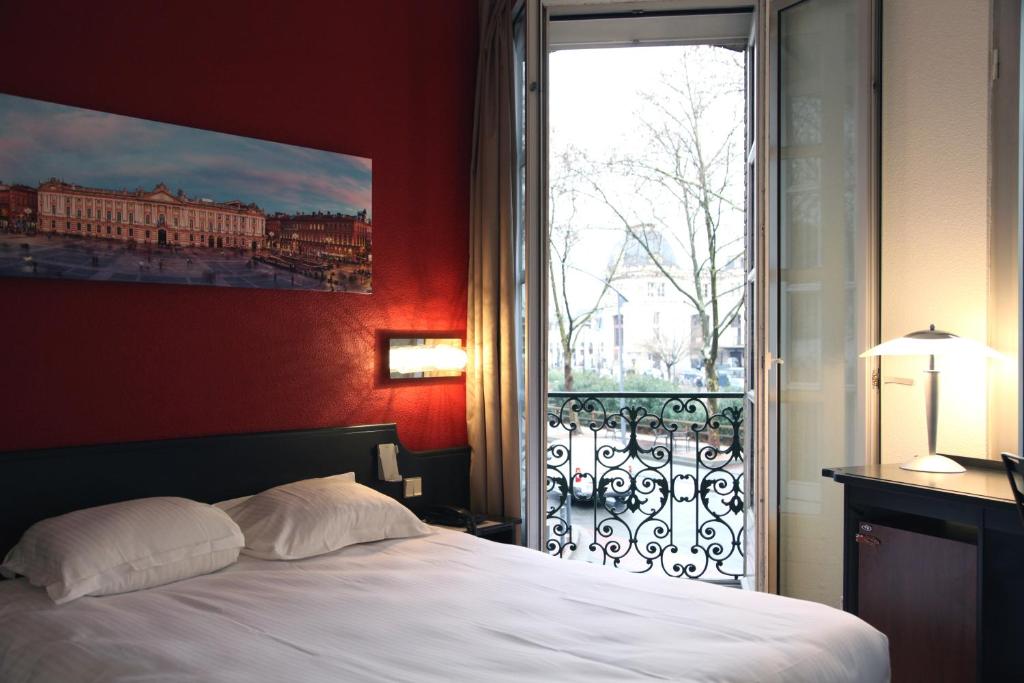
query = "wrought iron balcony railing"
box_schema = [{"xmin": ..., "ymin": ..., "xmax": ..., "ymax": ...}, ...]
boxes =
[{"xmin": 546, "ymin": 391, "xmax": 744, "ymax": 582}]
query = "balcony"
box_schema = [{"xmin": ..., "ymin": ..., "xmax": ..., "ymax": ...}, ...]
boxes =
[{"xmin": 546, "ymin": 391, "xmax": 744, "ymax": 582}]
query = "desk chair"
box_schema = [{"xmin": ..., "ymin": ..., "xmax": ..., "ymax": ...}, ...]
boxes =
[{"xmin": 1001, "ymin": 452, "xmax": 1024, "ymax": 528}]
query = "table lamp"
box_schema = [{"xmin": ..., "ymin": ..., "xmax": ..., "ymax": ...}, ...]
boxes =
[{"xmin": 861, "ymin": 324, "xmax": 1002, "ymax": 473}]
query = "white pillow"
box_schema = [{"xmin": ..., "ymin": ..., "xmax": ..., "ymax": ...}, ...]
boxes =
[
  {"xmin": 213, "ymin": 471, "xmax": 356, "ymax": 515},
  {"xmin": 226, "ymin": 475, "xmax": 430, "ymax": 560},
  {"xmin": 1, "ymin": 497, "xmax": 243, "ymax": 604}
]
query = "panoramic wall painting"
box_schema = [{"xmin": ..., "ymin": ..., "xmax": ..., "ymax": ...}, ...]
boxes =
[{"xmin": 0, "ymin": 93, "xmax": 372, "ymax": 293}]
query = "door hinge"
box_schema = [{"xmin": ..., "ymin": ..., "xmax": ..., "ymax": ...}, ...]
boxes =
[{"xmin": 871, "ymin": 368, "xmax": 880, "ymax": 388}]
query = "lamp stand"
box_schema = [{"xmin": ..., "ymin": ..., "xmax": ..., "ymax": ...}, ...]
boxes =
[{"xmin": 900, "ymin": 354, "xmax": 966, "ymax": 473}]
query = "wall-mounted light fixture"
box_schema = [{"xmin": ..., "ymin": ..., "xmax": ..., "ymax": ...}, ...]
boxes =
[{"xmin": 388, "ymin": 337, "xmax": 467, "ymax": 379}]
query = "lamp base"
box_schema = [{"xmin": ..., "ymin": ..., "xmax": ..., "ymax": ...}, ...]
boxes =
[{"xmin": 899, "ymin": 454, "xmax": 966, "ymax": 473}]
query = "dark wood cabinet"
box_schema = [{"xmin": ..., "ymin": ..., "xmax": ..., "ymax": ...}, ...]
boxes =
[
  {"xmin": 824, "ymin": 459, "xmax": 1024, "ymax": 682},
  {"xmin": 856, "ymin": 522, "xmax": 976, "ymax": 682}
]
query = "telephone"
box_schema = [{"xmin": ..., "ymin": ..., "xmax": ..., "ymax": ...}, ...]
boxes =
[{"xmin": 421, "ymin": 505, "xmax": 485, "ymax": 531}]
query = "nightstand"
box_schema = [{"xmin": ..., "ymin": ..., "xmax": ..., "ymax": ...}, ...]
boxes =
[
  {"xmin": 432, "ymin": 516, "xmax": 521, "ymax": 545},
  {"xmin": 468, "ymin": 516, "xmax": 520, "ymax": 544}
]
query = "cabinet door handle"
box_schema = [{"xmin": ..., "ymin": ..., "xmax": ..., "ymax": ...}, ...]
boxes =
[{"xmin": 855, "ymin": 533, "xmax": 881, "ymax": 546}]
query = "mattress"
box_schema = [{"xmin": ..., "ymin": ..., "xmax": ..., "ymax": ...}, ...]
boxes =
[{"xmin": 0, "ymin": 528, "xmax": 889, "ymax": 683}]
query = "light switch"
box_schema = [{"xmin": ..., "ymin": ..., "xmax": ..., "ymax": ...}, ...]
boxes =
[{"xmin": 404, "ymin": 477, "xmax": 422, "ymax": 498}]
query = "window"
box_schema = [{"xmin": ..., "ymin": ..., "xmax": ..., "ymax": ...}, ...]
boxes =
[
  {"xmin": 145, "ymin": 230, "xmax": 150, "ymax": 239},
  {"xmin": 128, "ymin": 212, "xmax": 133, "ymax": 224},
  {"xmin": 117, "ymin": 211, "xmax": 122, "ymax": 222},
  {"xmin": 128, "ymin": 228, "xmax": 134, "ymax": 237},
  {"xmin": 117, "ymin": 227, "xmax": 122, "ymax": 236},
  {"xmin": 647, "ymin": 282, "xmax": 666, "ymax": 297},
  {"xmin": 107, "ymin": 211, "xmax": 111, "ymax": 220}
]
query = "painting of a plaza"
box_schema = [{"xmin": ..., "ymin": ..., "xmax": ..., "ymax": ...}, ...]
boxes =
[{"xmin": 0, "ymin": 94, "xmax": 372, "ymax": 293}]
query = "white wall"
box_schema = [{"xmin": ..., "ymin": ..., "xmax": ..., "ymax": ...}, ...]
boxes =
[{"xmin": 880, "ymin": 0, "xmax": 992, "ymax": 462}]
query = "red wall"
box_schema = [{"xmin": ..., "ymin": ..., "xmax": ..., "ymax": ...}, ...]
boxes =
[{"xmin": 0, "ymin": 0, "xmax": 476, "ymax": 452}]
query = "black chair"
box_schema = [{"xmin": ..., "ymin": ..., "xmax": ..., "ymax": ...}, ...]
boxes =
[{"xmin": 1001, "ymin": 452, "xmax": 1024, "ymax": 528}]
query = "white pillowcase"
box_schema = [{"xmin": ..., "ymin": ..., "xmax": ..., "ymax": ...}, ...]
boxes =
[
  {"xmin": 1, "ymin": 497, "xmax": 243, "ymax": 604},
  {"xmin": 213, "ymin": 471, "xmax": 356, "ymax": 515},
  {"xmin": 226, "ymin": 474, "xmax": 430, "ymax": 560}
]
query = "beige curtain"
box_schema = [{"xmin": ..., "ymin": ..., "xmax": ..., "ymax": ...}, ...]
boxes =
[{"xmin": 466, "ymin": 0, "xmax": 521, "ymax": 519}]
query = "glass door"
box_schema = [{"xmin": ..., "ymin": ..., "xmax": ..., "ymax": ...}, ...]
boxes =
[
  {"xmin": 536, "ymin": 7, "xmax": 756, "ymax": 582},
  {"xmin": 768, "ymin": 0, "xmax": 878, "ymax": 606},
  {"xmin": 742, "ymin": 7, "xmax": 761, "ymax": 591}
]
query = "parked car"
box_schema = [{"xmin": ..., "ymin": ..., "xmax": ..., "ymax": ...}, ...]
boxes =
[
  {"xmin": 724, "ymin": 366, "xmax": 745, "ymax": 385},
  {"xmin": 569, "ymin": 465, "xmax": 633, "ymax": 511},
  {"xmin": 683, "ymin": 370, "xmax": 734, "ymax": 389},
  {"xmin": 680, "ymin": 370, "xmax": 703, "ymax": 388}
]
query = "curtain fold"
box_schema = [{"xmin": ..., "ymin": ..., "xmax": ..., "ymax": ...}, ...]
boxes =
[{"xmin": 466, "ymin": 0, "xmax": 521, "ymax": 519}]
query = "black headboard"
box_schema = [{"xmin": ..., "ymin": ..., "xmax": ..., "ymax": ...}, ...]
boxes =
[{"xmin": 0, "ymin": 423, "xmax": 469, "ymax": 559}]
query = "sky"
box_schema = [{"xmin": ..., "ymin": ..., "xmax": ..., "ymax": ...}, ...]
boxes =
[{"xmin": 0, "ymin": 94, "xmax": 372, "ymax": 219}]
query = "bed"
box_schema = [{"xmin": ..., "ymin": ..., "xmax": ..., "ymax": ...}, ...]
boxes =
[{"xmin": 0, "ymin": 423, "xmax": 889, "ymax": 682}]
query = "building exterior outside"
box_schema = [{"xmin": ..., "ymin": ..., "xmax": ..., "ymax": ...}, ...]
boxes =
[
  {"xmin": 548, "ymin": 259, "xmax": 745, "ymax": 390},
  {"xmin": 35, "ymin": 179, "xmax": 266, "ymax": 249},
  {"xmin": 0, "ymin": 183, "xmax": 38, "ymax": 232},
  {"xmin": 268, "ymin": 211, "xmax": 372, "ymax": 264}
]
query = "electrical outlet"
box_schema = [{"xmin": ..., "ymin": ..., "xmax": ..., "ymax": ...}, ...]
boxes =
[{"xmin": 404, "ymin": 477, "xmax": 422, "ymax": 498}]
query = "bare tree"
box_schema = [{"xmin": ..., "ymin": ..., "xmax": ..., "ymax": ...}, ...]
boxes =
[
  {"xmin": 548, "ymin": 147, "xmax": 627, "ymax": 391},
  {"xmin": 578, "ymin": 47, "xmax": 745, "ymax": 392},
  {"xmin": 642, "ymin": 327, "xmax": 688, "ymax": 383}
]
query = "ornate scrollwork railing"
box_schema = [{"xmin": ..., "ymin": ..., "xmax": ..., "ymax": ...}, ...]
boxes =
[{"xmin": 546, "ymin": 391, "xmax": 744, "ymax": 581}]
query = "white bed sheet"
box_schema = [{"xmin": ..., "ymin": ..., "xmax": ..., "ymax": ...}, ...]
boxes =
[{"xmin": 0, "ymin": 528, "xmax": 888, "ymax": 683}]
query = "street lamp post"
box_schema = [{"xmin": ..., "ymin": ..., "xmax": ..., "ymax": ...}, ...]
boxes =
[{"xmin": 614, "ymin": 291, "xmax": 626, "ymax": 442}]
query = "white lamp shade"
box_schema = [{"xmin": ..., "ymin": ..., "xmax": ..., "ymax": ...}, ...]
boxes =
[{"xmin": 860, "ymin": 326, "xmax": 1003, "ymax": 359}]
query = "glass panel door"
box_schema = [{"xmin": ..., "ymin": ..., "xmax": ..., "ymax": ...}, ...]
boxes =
[
  {"xmin": 770, "ymin": 0, "xmax": 877, "ymax": 607},
  {"xmin": 542, "ymin": 9, "xmax": 753, "ymax": 581},
  {"xmin": 742, "ymin": 8, "xmax": 760, "ymax": 590}
]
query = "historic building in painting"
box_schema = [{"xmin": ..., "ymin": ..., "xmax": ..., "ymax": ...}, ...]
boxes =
[
  {"xmin": 268, "ymin": 211, "xmax": 371, "ymax": 263},
  {"xmin": 0, "ymin": 183, "xmax": 38, "ymax": 231},
  {"xmin": 35, "ymin": 179, "xmax": 266, "ymax": 249}
]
